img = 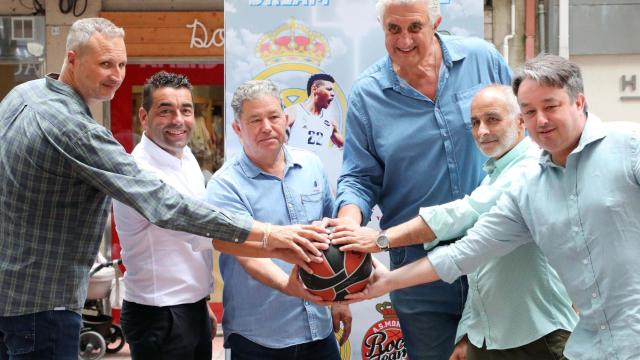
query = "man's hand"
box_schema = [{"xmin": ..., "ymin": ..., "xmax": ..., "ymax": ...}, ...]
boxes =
[
  {"xmin": 273, "ymin": 248, "xmax": 317, "ymax": 273},
  {"xmin": 330, "ymin": 224, "xmax": 380, "ymax": 253},
  {"xmin": 282, "ymin": 265, "xmax": 330, "ymax": 305},
  {"xmin": 267, "ymin": 224, "xmax": 330, "ymax": 263},
  {"xmin": 344, "ymin": 258, "xmax": 392, "ymax": 302},
  {"xmin": 449, "ymin": 337, "xmax": 468, "ymax": 360},
  {"xmin": 331, "ymin": 304, "xmax": 352, "ymax": 345}
]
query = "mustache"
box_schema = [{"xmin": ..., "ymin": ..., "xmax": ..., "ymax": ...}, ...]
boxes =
[{"xmin": 478, "ymin": 135, "xmax": 499, "ymax": 143}]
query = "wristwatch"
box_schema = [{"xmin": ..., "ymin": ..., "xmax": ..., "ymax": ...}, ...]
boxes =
[{"xmin": 375, "ymin": 231, "xmax": 390, "ymax": 251}]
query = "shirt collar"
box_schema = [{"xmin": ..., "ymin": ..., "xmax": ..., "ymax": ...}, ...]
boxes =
[
  {"xmin": 139, "ymin": 133, "xmax": 186, "ymax": 170},
  {"xmin": 380, "ymin": 34, "xmax": 467, "ymax": 90},
  {"xmin": 45, "ymin": 73, "xmax": 92, "ymax": 116},
  {"xmin": 483, "ymin": 137, "xmax": 533, "ymax": 175},
  {"xmin": 539, "ymin": 113, "xmax": 606, "ymax": 167},
  {"xmin": 238, "ymin": 145, "xmax": 302, "ymax": 179}
]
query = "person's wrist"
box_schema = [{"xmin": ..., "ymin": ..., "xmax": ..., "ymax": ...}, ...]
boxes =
[
  {"xmin": 375, "ymin": 230, "xmax": 390, "ymax": 251},
  {"xmin": 262, "ymin": 223, "xmax": 272, "ymax": 248}
]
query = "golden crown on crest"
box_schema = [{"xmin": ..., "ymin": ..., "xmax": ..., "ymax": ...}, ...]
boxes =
[
  {"xmin": 375, "ymin": 302, "xmax": 398, "ymax": 319},
  {"xmin": 256, "ymin": 17, "xmax": 330, "ymax": 66}
]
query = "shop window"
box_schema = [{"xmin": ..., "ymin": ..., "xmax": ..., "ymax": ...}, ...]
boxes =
[
  {"xmin": 0, "ymin": 16, "xmax": 45, "ymax": 100},
  {"xmin": 11, "ymin": 17, "xmax": 35, "ymax": 41}
]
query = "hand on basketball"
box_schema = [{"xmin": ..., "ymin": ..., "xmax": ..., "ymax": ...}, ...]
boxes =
[
  {"xmin": 344, "ymin": 258, "xmax": 392, "ymax": 302},
  {"xmin": 273, "ymin": 248, "xmax": 320, "ymax": 273},
  {"xmin": 285, "ymin": 265, "xmax": 332, "ymax": 305},
  {"xmin": 268, "ymin": 224, "xmax": 330, "ymax": 263},
  {"xmin": 329, "ymin": 224, "xmax": 380, "ymax": 253}
]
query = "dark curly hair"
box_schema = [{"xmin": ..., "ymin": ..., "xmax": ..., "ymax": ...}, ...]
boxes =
[{"xmin": 142, "ymin": 71, "xmax": 193, "ymax": 111}]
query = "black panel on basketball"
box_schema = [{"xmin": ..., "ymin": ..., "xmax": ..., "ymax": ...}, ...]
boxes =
[{"xmin": 299, "ymin": 244, "xmax": 372, "ymax": 301}]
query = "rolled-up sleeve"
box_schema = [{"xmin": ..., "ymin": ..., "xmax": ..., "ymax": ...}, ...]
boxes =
[
  {"xmin": 428, "ymin": 190, "xmax": 532, "ymax": 283},
  {"xmin": 334, "ymin": 93, "xmax": 382, "ymax": 223},
  {"xmin": 63, "ymin": 126, "xmax": 253, "ymax": 242}
]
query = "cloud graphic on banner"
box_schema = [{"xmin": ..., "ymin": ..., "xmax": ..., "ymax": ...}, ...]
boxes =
[
  {"xmin": 326, "ymin": 36, "xmax": 347, "ymax": 63},
  {"xmin": 444, "ymin": 0, "xmax": 477, "ymax": 20},
  {"xmin": 312, "ymin": 0, "xmax": 379, "ymax": 38},
  {"xmin": 450, "ymin": 26, "xmax": 471, "ymax": 37},
  {"xmin": 225, "ymin": 28, "xmax": 264, "ymax": 82},
  {"xmin": 224, "ymin": 1, "xmax": 237, "ymax": 14},
  {"xmin": 440, "ymin": 0, "xmax": 483, "ymax": 37}
]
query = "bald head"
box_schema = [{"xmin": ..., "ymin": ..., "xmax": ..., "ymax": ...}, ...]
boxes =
[{"xmin": 470, "ymin": 85, "xmax": 525, "ymax": 159}]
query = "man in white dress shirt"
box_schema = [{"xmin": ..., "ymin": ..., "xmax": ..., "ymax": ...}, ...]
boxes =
[{"xmin": 112, "ymin": 71, "xmax": 217, "ymax": 359}]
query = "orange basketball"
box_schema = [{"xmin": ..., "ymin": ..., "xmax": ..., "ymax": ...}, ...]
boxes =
[{"xmin": 299, "ymin": 244, "xmax": 372, "ymax": 301}]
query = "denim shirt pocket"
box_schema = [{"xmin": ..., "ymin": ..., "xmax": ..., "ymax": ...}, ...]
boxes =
[
  {"xmin": 300, "ymin": 190, "xmax": 323, "ymax": 223},
  {"xmin": 454, "ymin": 84, "xmax": 486, "ymax": 129}
]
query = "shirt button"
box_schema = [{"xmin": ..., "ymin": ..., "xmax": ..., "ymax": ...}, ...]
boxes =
[
  {"xmin": 592, "ymin": 292, "xmax": 598, "ymax": 298},
  {"xmin": 569, "ymin": 194, "xmax": 576, "ymax": 200},
  {"xmin": 572, "ymin": 227, "xmax": 579, "ymax": 232},
  {"xmin": 600, "ymin": 325, "xmax": 607, "ymax": 330},
  {"xmin": 583, "ymin": 259, "xmax": 588, "ymax": 265}
]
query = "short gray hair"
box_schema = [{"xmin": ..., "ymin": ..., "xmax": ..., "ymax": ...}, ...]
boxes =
[
  {"xmin": 481, "ymin": 84, "xmax": 520, "ymax": 118},
  {"xmin": 231, "ymin": 79, "xmax": 283, "ymax": 121},
  {"xmin": 66, "ymin": 18, "xmax": 124, "ymax": 52},
  {"xmin": 512, "ymin": 54, "xmax": 584, "ymax": 101},
  {"xmin": 376, "ymin": 0, "xmax": 440, "ymax": 24}
]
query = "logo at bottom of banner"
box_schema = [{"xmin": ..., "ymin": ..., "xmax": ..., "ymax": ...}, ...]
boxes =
[{"xmin": 361, "ymin": 301, "xmax": 408, "ymax": 360}]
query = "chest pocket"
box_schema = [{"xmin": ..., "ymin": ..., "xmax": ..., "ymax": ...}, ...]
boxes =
[
  {"xmin": 455, "ymin": 84, "xmax": 486, "ymax": 129},
  {"xmin": 300, "ymin": 190, "xmax": 324, "ymax": 223}
]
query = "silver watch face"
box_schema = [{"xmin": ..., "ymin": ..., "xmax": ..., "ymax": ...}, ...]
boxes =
[{"xmin": 376, "ymin": 233, "xmax": 389, "ymax": 249}]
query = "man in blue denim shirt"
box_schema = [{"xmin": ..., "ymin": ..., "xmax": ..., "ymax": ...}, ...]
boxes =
[
  {"xmin": 333, "ymin": 1, "xmax": 511, "ymax": 358},
  {"xmin": 205, "ymin": 80, "xmax": 351, "ymax": 360},
  {"xmin": 349, "ymin": 54, "xmax": 640, "ymax": 360}
]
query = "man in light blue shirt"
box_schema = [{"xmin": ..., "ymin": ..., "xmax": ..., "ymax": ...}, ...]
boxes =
[
  {"xmin": 333, "ymin": 1, "xmax": 511, "ymax": 358},
  {"xmin": 332, "ymin": 84, "xmax": 577, "ymax": 359},
  {"xmin": 205, "ymin": 80, "xmax": 350, "ymax": 360},
  {"xmin": 348, "ymin": 54, "xmax": 640, "ymax": 360}
]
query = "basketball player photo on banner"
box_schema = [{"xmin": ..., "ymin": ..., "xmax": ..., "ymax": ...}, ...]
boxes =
[{"xmin": 224, "ymin": 1, "xmax": 483, "ymax": 359}]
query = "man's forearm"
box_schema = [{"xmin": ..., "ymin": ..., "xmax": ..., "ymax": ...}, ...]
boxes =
[
  {"xmin": 386, "ymin": 216, "xmax": 437, "ymax": 248},
  {"xmin": 387, "ymin": 256, "xmax": 441, "ymax": 290},
  {"xmin": 213, "ymin": 237, "xmax": 274, "ymax": 258},
  {"xmin": 337, "ymin": 204, "xmax": 363, "ymax": 225}
]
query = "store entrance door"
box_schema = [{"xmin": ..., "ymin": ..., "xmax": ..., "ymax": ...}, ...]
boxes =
[{"xmin": 109, "ymin": 63, "xmax": 225, "ymax": 322}]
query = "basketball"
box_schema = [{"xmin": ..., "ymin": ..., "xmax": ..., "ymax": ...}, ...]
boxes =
[{"xmin": 299, "ymin": 244, "xmax": 372, "ymax": 301}]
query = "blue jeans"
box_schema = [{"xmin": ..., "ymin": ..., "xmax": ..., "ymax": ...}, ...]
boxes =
[
  {"xmin": 227, "ymin": 333, "xmax": 340, "ymax": 360},
  {"xmin": 0, "ymin": 310, "xmax": 81, "ymax": 360},
  {"xmin": 389, "ymin": 245, "xmax": 468, "ymax": 360}
]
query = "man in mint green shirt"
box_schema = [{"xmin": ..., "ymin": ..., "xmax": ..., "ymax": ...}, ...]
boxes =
[{"xmin": 330, "ymin": 85, "xmax": 577, "ymax": 359}]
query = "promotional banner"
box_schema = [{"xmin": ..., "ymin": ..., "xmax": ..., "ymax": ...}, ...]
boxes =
[{"xmin": 224, "ymin": 1, "xmax": 482, "ymax": 358}]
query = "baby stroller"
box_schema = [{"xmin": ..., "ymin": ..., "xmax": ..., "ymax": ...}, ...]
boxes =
[{"xmin": 78, "ymin": 256, "xmax": 126, "ymax": 360}]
